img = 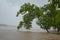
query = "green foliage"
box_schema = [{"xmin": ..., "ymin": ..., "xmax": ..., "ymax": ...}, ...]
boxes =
[
  {"xmin": 54, "ymin": 11, "xmax": 60, "ymax": 31},
  {"xmin": 17, "ymin": 21, "xmax": 24, "ymax": 30},
  {"xmin": 17, "ymin": 0, "xmax": 60, "ymax": 32},
  {"xmin": 55, "ymin": 13, "xmax": 60, "ymax": 26},
  {"xmin": 34, "ymin": 6, "xmax": 43, "ymax": 18},
  {"xmin": 17, "ymin": 3, "xmax": 37, "ymax": 29},
  {"xmin": 36, "ymin": 14, "xmax": 52, "ymax": 32}
]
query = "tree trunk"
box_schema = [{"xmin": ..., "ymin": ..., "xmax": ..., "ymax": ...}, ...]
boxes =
[
  {"xmin": 46, "ymin": 29, "xmax": 49, "ymax": 33},
  {"xmin": 57, "ymin": 29, "xmax": 60, "ymax": 32}
]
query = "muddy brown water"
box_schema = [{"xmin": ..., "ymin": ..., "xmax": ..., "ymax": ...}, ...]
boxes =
[{"xmin": 0, "ymin": 30, "xmax": 60, "ymax": 40}]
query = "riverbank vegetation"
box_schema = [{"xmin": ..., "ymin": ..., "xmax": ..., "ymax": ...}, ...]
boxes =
[{"xmin": 16, "ymin": 0, "xmax": 60, "ymax": 33}]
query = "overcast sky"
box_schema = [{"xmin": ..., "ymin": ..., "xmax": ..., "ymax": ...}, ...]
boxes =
[{"xmin": 0, "ymin": 0, "xmax": 48, "ymax": 26}]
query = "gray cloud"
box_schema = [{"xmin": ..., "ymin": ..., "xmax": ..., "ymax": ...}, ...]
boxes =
[
  {"xmin": 6, "ymin": 0, "xmax": 48, "ymax": 6},
  {"xmin": 0, "ymin": 0, "xmax": 19, "ymax": 25},
  {"xmin": 0, "ymin": 0, "xmax": 48, "ymax": 26}
]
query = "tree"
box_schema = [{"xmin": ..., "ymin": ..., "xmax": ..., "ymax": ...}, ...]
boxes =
[
  {"xmin": 16, "ymin": 3, "xmax": 34, "ymax": 30},
  {"xmin": 16, "ymin": 3, "xmax": 42, "ymax": 30},
  {"xmin": 55, "ymin": 11, "xmax": 60, "ymax": 32},
  {"xmin": 16, "ymin": 0, "xmax": 60, "ymax": 32},
  {"xmin": 16, "ymin": 3, "xmax": 52, "ymax": 32},
  {"xmin": 36, "ymin": 14, "xmax": 52, "ymax": 32},
  {"xmin": 48, "ymin": 0, "xmax": 60, "ymax": 32}
]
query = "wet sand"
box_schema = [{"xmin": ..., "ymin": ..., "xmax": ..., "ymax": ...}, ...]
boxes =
[{"xmin": 0, "ymin": 30, "xmax": 60, "ymax": 40}]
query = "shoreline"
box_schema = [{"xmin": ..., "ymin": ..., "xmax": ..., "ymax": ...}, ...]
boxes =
[{"xmin": 0, "ymin": 29, "xmax": 60, "ymax": 40}]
